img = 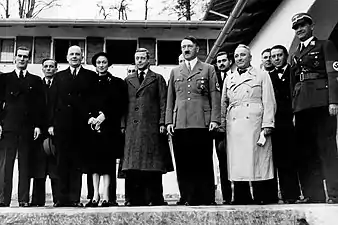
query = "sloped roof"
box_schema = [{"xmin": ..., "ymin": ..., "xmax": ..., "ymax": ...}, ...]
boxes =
[{"xmin": 203, "ymin": 0, "xmax": 284, "ymax": 56}]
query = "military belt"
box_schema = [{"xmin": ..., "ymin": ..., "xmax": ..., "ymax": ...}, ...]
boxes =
[{"xmin": 298, "ymin": 72, "xmax": 326, "ymax": 82}]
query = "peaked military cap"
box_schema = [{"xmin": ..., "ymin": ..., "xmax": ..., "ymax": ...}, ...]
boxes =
[{"xmin": 292, "ymin": 13, "xmax": 313, "ymax": 29}]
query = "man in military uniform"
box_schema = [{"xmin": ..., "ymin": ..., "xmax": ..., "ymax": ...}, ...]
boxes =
[
  {"xmin": 269, "ymin": 45, "xmax": 301, "ymax": 204},
  {"xmin": 290, "ymin": 13, "xmax": 338, "ymax": 203},
  {"xmin": 166, "ymin": 36, "xmax": 220, "ymax": 205}
]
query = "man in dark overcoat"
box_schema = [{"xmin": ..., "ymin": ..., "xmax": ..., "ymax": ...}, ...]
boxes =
[
  {"xmin": 0, "ymin": 46, "xmax": 44, "ymax": 207},
  {"xmin": 269, "ymin": 45, "xmax": 301, "ymax": 204},
  {"xmin": 166, "ymin": 36, "xmax": 220, "ymax": 206},
  {"xmin": 122, "ymin": 48, "xmax": 172, "ymax": 206},
  {"xmin": 213, "ymin": 51, "xmax": 233, "ymax": 205},
  {"xmin": 30, "ymin": 59, "xmax": 59, "ymax": 207},
  {"xmin": 290, "ymin": 13, "xmax": 338, "ymax": 203},
  {"xmin": 48, "ymin": 45, "xmax": 97, "ymax": 207}
]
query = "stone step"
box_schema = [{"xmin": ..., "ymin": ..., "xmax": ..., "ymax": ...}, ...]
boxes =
[{"xmin": 0, "ymin": 204, "xmax": 337, "ymax": 225}]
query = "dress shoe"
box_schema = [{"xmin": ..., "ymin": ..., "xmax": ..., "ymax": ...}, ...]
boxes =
[
  {"xmin": 101, "ymin": 200, "xmax": 110, "ymax": 207},
  {"xmin": 85, "ymin": 199, "xmax": 99, "ymax": 207},
  {"xmin": 327, "ymin": 198, "xmax": 338, "ymax": 204},
  {"xmin": 176, "ymin": 200, "xmax": 185, "ymax": 205},
  {"xmin": 30, "ymin": 203, "xmax": 45, "ymax": 207},
  {"xmin": 19, "ymin": 202, "xmax": 30, "ymax": 207},
  {"xmin": 53, "ymin": 202, "xmax": 70, "ymax": 207},
  {"xmin": 108, "ymin": 201, "xmax": 119, "ymax": 207},
  {"xmin": 148, "ymin": 201, "xmax": 168, "ymax": 206},
  {"xmin": 70, "ymin": 202, "xmax": 84, "ymax": 207},
  {"xmin": 0, "ymin": 202, "xmax": 9, "ymax": 207},
  {"xmin": 222, "ymin": 201, "xmax": 232, "ymax": 205},
  {"xmin": 124, "ymin": 201, "xmax": 131, "ymax": 206}
]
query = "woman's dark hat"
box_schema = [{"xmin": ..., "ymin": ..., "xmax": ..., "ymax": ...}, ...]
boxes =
[{"xmin": 91, "ymin": 52, "xmax": 113, "ymax": 67}]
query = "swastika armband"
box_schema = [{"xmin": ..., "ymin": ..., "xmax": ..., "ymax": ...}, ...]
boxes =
[{"xmin": 326, "ymin": 61, "xmax": 338, "ymax": 73}]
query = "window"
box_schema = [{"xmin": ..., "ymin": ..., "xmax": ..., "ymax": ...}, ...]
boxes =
[
  {"xmin": 106, "ymin": 40, "xmax": 137, "ymax": 64},
  {"xmin": 34, "ymin": 37, "xmax": 51, "ymax": 64},
  {"xmin": 54, "ymin": 39, "xmax": 85, "ymax": 63},
  {"xmin": 157, "ymin": 40, "xmax": 181, "ymax": 65},
  {"xmin": 0, "ymin": 39, "xmax": 15, "ymax": 63}
]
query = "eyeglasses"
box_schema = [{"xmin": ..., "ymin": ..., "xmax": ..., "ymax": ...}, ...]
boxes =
[{"xmin": 128, "ymin": 69, "xmax": 136, "ymax": 73}]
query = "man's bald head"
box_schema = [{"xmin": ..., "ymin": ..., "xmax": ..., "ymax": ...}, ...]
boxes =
[{"xmin": 67, "ymin": 45, "xmax": 83, "ymax": 68}]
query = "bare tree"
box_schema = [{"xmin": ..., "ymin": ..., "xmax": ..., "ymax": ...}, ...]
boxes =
[
  {"xmin": 17, "ymin": 0, "xmax": 60, "ymax": 18},
  {"xmin": 111, "ymin": 0, "xmax": 130, "ymax": 20},
  {"xmin": 161, "ymin": 0, "xmax": 209, "ymax": 20},
  {"xmin": 144, "ymin": 0, "xmax": 149, "ymax": 20},
  {"xmin": 97, "ymin": 2, "xmax": 111, "ymax": 19},
  {"xmin": 0, "ymin": 0, "xmax": 10, "ymax": 18},
  {"xmin": 97, "ymin": 0, "xmax": 130, "ymax": 20}
]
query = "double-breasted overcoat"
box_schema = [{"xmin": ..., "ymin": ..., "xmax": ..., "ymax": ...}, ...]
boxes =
[
  {"xmin": 221, "ymin": 66, "xmax": 276, "ymax": 181},
  {"xmin": 122, "ymin": 69, "xmax": 173, "ymax": 173}
]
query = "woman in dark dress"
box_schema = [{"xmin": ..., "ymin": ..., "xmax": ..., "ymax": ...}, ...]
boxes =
[{"xmin": 85, "ymin": 52, "xmax": 127, "ymax": 207}]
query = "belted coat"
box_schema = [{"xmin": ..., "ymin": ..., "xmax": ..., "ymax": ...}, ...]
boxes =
[
  {"xmin": 290, "ymin": 37, "xmax": 338, "ymax": 112},
  {"xmin": 165, "ymin": 60, "xmax": 221, "ymax": 129},
  {"xmin": 221, "ymin": 66, "xmax": 276, "ymax": 181},
  {"xmin": 122, "ymin": 69, "xmax": 173, "ymax": 173}
]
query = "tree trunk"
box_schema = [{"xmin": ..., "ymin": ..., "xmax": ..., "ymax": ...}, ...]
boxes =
[
  {"xmin": 185, "ymin": 0, "xmax": 191, "ymax": 20},
  {"xmin": 144, "ymin": 0, "xmax": 149, "ymax": 20}
]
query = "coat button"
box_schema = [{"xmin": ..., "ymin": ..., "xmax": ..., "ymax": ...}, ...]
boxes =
[
  {"xmin": 188, "ymin": 79, "xmax": 191, "ymax": 82},
  {"xmin": 247, "ymin": 104, "xmax": 249, "ymax": 107},
  {"xmin": 188, "ymin": 85, "xmax": 191, "ymax": 87},
  {"xmin": 67, "ymin": 104, "xmax": 71, "ymax": 107},
  {"xmin": 135, "ymin": 107, "xmax": 139, "ymax": 111},
  {"xmin": 133, "ymin": 120, "xmax": 138, "ymax": 124},
  {"xmin": 68, "ymin": 93, "xmax": 71, "ymax": 96},
  {"xmin": 188, "ymin": 98, "xmax": 191, "ymax": 100},
  {"xmin": 188, "ymin": 91, "xmax": 191, "ymax": 94}
]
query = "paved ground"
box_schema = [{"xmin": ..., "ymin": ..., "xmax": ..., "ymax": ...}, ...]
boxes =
[{"xmin": 0, "ymin": 203, "xmax": 338, "ymax": 225}]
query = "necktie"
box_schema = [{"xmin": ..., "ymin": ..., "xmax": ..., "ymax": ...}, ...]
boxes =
[
  {"xmin": 238, "ymin": 69, "xmax": 247, "ymax": 75},
  {"xmin": 72, "ymin": 69, "xmax": 77, "ymax": 78},
  {"xmin": 187, "ymin": 62, "xmax": 192, "ymax": 72},
  {"xmin": 299, "ymin": 43, "xmax": 305, "ymax": 52},
  {"xmin": 139, "ymin": 71, "xmax": 145, "ymax": 84},
  {"xmin": 46, "ymin": 79, "xmax": 51, "ymax": 87},
  {"xmin": 19, "ymin": 70, "xmax": 24, "ymax": 79}
]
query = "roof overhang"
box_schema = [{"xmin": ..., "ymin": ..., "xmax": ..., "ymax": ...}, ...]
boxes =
[
  {"xmin": 203, "ymin": 0, "xmax": 284, "ymax": 55},
  {"xmin": 0, "ymin": 19, "xmax": 225, "ymax": 29}
]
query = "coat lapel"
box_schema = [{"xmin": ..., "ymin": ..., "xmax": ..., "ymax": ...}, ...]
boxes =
[
  {"xmin": 187, "ymin": 60, "xmax": 203, "ymax": 80},
  {"xmin": 299, "ymin": 38, "xmax": 317, "ymax": 58},
  {"xmin": 137, "ymin": 70, "xmax": 156, "ymax": 94},
  {"xmin": 126, "ymin": 73, "xmax": 140, "ymax": 90},
  {"xmin": 233, "ymin": 67, "xmax": 254, "ymax": 89},
  {"xmin": 179, "ymin": 63, "xmax": 190, "ymax": 78}
]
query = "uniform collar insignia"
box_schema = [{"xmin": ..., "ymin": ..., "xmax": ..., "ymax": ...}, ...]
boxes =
[{"xmin": 310, "ymin": 40, "xmax": 315, "ymax": 46}]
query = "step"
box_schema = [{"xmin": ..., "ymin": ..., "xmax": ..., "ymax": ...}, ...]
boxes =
[{"xmin": 0, "ymin": 204, "xmax": 337, "ymax": 225}]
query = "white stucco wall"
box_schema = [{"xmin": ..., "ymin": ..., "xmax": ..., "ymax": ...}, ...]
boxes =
[{"xmin": 249, "ymin": 0, "xmax": 316, "ymax": 67}]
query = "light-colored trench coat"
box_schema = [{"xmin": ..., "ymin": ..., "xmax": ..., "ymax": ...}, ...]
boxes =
[{"xmin": 221, "ymin": 66, "xmax": 276, "ymax": 181}]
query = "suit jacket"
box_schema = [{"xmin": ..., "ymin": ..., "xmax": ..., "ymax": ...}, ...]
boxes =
[
  {"xmin": 290, "ymin": 37, "xmax": 338, "ymax": 112},
  {"xmin": 0, "ymin": 71, "xmax": 44, "ymax": 133},
  {"xmin": 269, "ymin": 65, "xmax": 293, "ymax": 127},
  {"xmin": 49, "ymin": 66, "xmax": 97, "ymax": 132},
  {"xmin": 215, "ymin": 68, "xmax": 230, "ymax": 93},
  {"xmin": 29, "ymin": 77, "xmax": 58, "ymax": 179},
  {"xmin": 166, "ymin": 60, "xmax": 221, "ymax": 129}
]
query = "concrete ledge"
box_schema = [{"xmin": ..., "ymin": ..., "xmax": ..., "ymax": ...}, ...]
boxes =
[{"xmin": 0, "ymin": 204, "xmax": 338, "ymax": 225}]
